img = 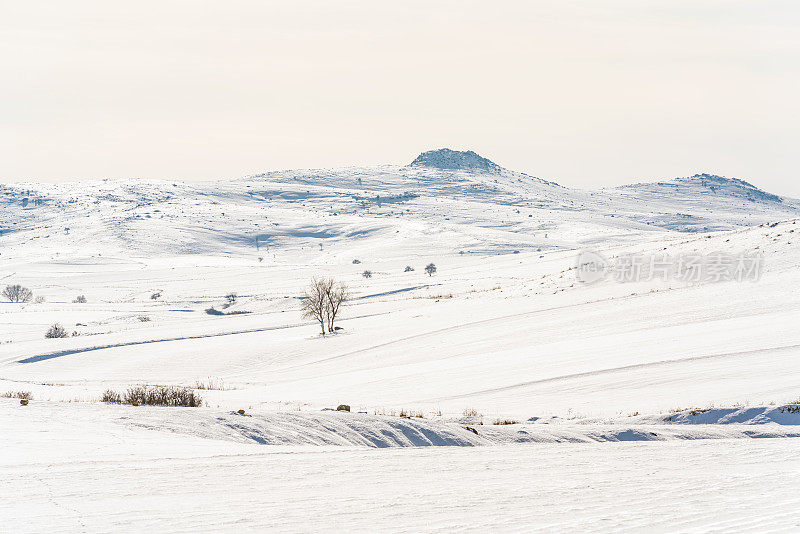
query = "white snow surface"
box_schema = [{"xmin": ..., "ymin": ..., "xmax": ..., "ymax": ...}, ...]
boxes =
[{"xmin": 3, "ymin": 156, "xmax": 800, "ymax": 531}]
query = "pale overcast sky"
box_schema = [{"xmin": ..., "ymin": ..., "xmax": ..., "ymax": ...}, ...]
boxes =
[{"xmin": 2, "ymin": 1, "xmax": 799, "ymax": 195}]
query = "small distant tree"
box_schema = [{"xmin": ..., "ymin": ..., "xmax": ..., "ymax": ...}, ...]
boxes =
[
  {"xmin": 352, "ymin": 259, "xmax": 361, "ymax": 264},
  {"xmin": 45, "ymin": 323, "xmax": 68, "ymax": 339},
  {"xmin": 150, "ymin": 291, "xmax": 162, "ymax": 300},
  {"xmin": 362, "ymin": 270, "xmax": 372, "ymax": 278},
  {"xmin": 73, "ymin": 295, "xmax": 87, "ymax": 303},
  {"xmin": 425, "ymin": 263, "xmax": 437, "ymax": 276},
  {"xmin": 3, "ymin": 284, "xmax": 33, "ymax": 303},
  {"xmin": 404, "ymin": 266, "xmax": 414, "ymax": 272},
  {"xmin": 225, "ymin": 292, "xmax": 237, "ymax": 304}
]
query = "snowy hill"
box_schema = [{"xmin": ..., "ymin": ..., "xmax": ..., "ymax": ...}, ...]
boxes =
[{"xmin": 1, "ymin": 151, "xmax": 797, "ymax": 261}]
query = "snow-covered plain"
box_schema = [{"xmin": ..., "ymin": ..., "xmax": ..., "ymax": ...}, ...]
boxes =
[{"xmin": 2, "ymin": 151, "xmax": 800, "ymax": 531}]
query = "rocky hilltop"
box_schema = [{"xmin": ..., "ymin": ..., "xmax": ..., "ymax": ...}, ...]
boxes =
[{"xmin": 409, "ymin": 148, "xmax": 504, "ymax": 173}]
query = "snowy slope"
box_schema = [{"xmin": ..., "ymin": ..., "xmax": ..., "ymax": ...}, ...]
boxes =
[
  {"xmin": 1, "ymin": 150, "xmax": 797, "ymax": 261},
  {"xmin": 1, "ymin": 214, "xmax": 798, "ymax": 421},
  {"xmin": 5, "ymin": 399, "xmax": 800, "ymax": 533}
]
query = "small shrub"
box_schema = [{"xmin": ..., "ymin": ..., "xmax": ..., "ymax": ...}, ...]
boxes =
[
  {"xmin": 73, "ymin": 295, "xmax": 87, "ymax": 303},
  {"xmin": 225, "ymin": 292, "xmax": 237, "ymax": 304},
  {"xmin": 462, "ymin": 407, "xmax": 480, "ymax": 417},
  {"xmin": 34, "ymin": 295, "xmax": 45, "ymax": 304},
  {"xmin": 45, "ymin": 323, "xmax": 68, "ymax": 339},
  {"xmin": 362, "ymin": 270, "xmax": 372, "ymax": 278},
  {"xmin": 404, "ymin": 265, "xmax": 414, "ymax": 272},
  {"xmin": 1, "ymin": 391, "xmax": 32, "ymax": 400},
  {"xmin": 425, "ymin": 263, "xmax": 437, "ymax": 276},
  {"xmin": 352, "ymin": 259, "xmax": 361, "ymax": 264},
  {"xmin": 137, "ymin": 316, "xmax": 151, "ymax": 322},
  {"xmin": 150, "ymin": 291, "xmax": 162, "ymax": 300},
  {"xmin": 101, "ymin": 389, "xmax": 122, "ymax": 403}
]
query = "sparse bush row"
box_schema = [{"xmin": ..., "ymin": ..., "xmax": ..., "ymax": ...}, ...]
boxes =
[
  {"xmin": 351, "ymin": 264, "xmax": 435, "ymax": 277},
  {"xmin": 1, "ymin": 391, "xmax": 33, "ymax": 400},
  {"xmin": 102, "ymin": 386, "xmax": 203, "ymax": 407}
]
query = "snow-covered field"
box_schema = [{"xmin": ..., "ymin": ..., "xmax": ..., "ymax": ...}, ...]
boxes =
[
  {"xmin": 2, "ymin": 151, "xmax": 800, "ymax": 531},
  {"xmin": 5, "ymin": 419, "xmax": 800, "ymax": 532}
]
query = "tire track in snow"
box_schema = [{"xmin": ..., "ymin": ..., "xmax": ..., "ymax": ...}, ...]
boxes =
[
  {"xmin": 277, "ymin": 292, "xmax": 666, "ymax": 371},
  {"xmin": 423, "ymin": 343, "xmax": 800, "ymax": 403},
  {"xmin": 15, "ymin": 324, "xmax": 307, "ymax": 364},
  {"xmin": 14, "ymin": 311, "xmax": 388, "ymax": 364}
]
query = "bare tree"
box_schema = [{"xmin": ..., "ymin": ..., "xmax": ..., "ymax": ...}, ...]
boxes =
[
  {"xmin": 300, "ymin": 277, "xmax": 349, "ymax": 336},
  {"xmin": 425, "ymin": 263, "xmax": 437, "ymax": 276},
  {"xmin": 301, "ymin": 278, "xmax": 331, "ymax": 336},
  {"xmin": 325, "ymin": 281, "xmax": 349, "ymax": 333},
  {"xmin": 362, "ymin": 270, "xmax": 372, "ymax": 278},
  {"xmin": 3, "ymin": 284, "xmax": 33, "ymax": 303}
]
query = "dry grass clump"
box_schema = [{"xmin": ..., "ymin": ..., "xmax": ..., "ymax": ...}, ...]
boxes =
[
  {"xmin": 493, "ymin": 418, "xmax": 519, "ymax": 425},
  {"xmin": 462, "ymin": 407, "xmax": 481, "ymax": 417},
  {"xmin": 102, "ymin": 386, "xmax": 202, "ymax": 407},
  {"xmin": 194, "ymin": 377, "xmax": 232, "ymax": 391},
  {"xmin": 668, "ymin": 406, "xmax": 712, "ymax": 416},
  {"xmin": 373, "ymin": 408, "xmax": 427, "ymax": 418},
  {"xmin": 415, "ymin": 293, "xmax": 454, "ymax": 300},
  {"xmin": 1, "ymin": 391, "xmax": 33, "ymax": 400}
]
